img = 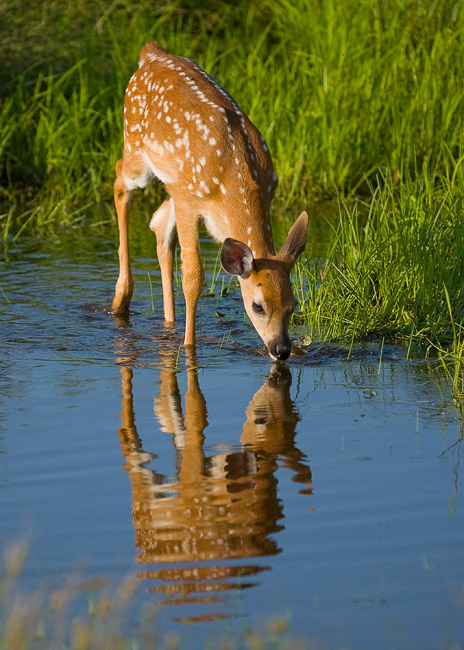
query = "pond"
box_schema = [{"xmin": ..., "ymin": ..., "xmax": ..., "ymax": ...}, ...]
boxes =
[{"xmin": 1, "ymin": 220, "xmax": 463, "ymax": 649}]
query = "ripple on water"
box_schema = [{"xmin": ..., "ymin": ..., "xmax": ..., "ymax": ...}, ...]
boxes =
[{"xmin": 0, "ymin": 236, "xmax": 463, "ymax": 650}]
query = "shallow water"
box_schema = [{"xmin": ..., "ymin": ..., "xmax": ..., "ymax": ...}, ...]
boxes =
[{"xmin": 1, "ymin": 227, "xmax": 464, "ymax": 649}]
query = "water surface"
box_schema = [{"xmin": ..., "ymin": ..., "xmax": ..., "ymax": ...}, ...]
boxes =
[{"xmin": 1, "ymin": 228, "xmax": 463, "ymax": 649}]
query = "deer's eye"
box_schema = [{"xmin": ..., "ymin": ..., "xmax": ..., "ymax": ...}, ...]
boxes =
[{"xmin": 252, "ymin": 302, "xmax": 264, "ymax": 314}]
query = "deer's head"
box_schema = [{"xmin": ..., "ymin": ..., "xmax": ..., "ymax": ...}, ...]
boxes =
[{"xmin": 221, "ymin": 211, "xmax": 308, "ymax": 361}]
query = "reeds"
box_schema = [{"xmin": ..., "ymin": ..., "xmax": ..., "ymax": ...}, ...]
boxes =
[
  {"xmin": 0, "ymin": 541, "xmax": 306, "ymax": 650},
  {"xmin": 2, "ymin": 0, "xmax": 464, "ymax": 225},
  {"xmin": 293, "ymin": 176, "xmax": 464, "ymax": 347}
]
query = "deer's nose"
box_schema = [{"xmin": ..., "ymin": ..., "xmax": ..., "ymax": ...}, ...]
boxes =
[{"xmin": 272, "ymin": 343, "xmax": 291, "ymax": 361}]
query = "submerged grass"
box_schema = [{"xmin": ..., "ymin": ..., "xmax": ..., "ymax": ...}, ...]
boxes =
[
  {"xmin": 427, "ymin": 286, "xmax": 464, "ymax": 402},
  {"xmin": 0, "ymin": 542, "xmax": 306, "ymax": 650}
]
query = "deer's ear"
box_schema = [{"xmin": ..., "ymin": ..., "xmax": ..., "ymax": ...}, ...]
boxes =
[
  {"xmin": 221, "ymin": 238, "xmax": 254, "ymax": 278},
  {"xmin": 278, "ymin": 211, "xmax": 308, "ymax": 269}
]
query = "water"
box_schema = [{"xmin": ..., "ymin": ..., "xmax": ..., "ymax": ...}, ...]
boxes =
[{"xmin": 1, "ymin": 226, "xmax": 463, "ymax": 649}]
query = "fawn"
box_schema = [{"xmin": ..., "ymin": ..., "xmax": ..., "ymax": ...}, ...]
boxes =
[{"xmin": 112, "ymin": 42, "xmax": 308, "ymax": 360}]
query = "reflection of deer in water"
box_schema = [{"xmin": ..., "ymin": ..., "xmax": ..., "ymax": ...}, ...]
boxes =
[{"xmin": 117, "ymin": 352, "xmax": 312, "ymax": 618}]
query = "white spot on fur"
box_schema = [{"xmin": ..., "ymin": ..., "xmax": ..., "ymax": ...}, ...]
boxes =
[{"xmin": 147, "ymin": 140, "xmax": 164, "ymax": 155}]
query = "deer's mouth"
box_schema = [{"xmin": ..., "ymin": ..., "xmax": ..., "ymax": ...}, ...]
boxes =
[{"xmin": 268, "ymin": 341, "xmax": 291, "ymax": 361}]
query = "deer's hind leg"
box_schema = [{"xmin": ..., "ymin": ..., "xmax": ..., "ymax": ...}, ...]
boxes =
[
  {"xmin": 150, "ymin": 198, "xmax": 177, "ymax": 325},
  {"xmin": 112, "ymin": 154, "xmax": 155, "ymax": 315}
]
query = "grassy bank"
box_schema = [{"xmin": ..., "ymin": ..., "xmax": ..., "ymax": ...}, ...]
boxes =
[
  {"xmin": 1, "ymin": 0, "xmax": 464, "ymax": 225},
  {"xmin": 288, "ymin": 176, "xmax": 464, "ymax": 398},
  {"xmin": 2, "ymin": 0, "xmax": 464, "ymax": 358}
]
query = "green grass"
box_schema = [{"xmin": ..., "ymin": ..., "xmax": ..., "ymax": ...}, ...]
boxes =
[
  {"xmin": 2, "ymin": 0, "xmax": 464, "ymax": 222},
  {"xmin": 427, "ymin": 285, "xmax": 464, "ymax": 403},
  {"xmin": 293, "ymin": 176, "xmax": 464, "ymax": 343},
  {"xmin": 2, "ymin": 0, "xmax": 464, "ymax": 359}
]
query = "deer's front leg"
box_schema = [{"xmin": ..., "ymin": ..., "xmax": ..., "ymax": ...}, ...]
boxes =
[
  {"xmin": 112, "ymin": 160, "xmax": 134, "ymax": 314},
  {"xmin": 177, "ymin": 219, "xmax": 204, "ymax": 347}
]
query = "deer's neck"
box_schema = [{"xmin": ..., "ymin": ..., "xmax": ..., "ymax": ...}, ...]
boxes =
[{"xmin": 225, "ymin": 184, "xmax": 275, "ymax": 258}]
